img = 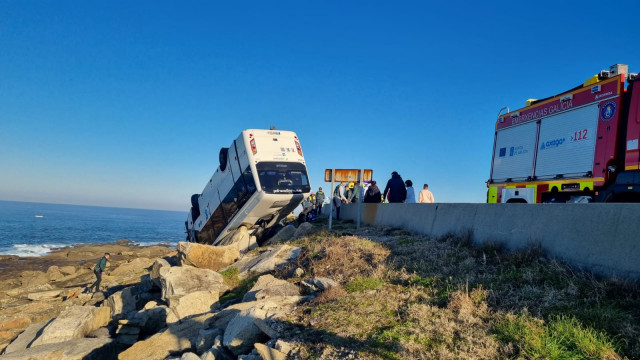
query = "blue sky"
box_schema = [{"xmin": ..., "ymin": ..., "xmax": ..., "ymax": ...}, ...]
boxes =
[{"xmin": 1, "ymin": 1, "xmax": 639, "ymax": 211}]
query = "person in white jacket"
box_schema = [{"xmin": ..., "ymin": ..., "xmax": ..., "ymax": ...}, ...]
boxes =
[{"xmin": 418, "ymin": 184, "xmax": 435, "ymax": 203}]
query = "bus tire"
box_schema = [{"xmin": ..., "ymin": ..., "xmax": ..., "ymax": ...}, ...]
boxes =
[{"xmin": 219, "ymin": 147, "xmax": 229, "ymax": 171}]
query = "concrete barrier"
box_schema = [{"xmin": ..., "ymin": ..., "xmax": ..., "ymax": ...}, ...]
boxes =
[{"xmin": 338, "ymin": 203, "xmax": 640, "ymax": 280}]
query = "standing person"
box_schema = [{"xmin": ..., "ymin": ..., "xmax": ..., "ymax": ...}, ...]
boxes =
[
  {"xmin": 345, "ymin": 183, "xmax": 354, "ymax": 202},
  {"xmin": 405, "ymin": 180, "xmax": 416, "ymax": 203},
  {"xmin": 298, "ymin": 196, "xmax": 314, "ymax": 224},
  {"xmin": 333, "ymin": 182, "xmax": 348, "ymax": 220},
  {"xmin": 349, "ymin": 182, "xmax": 362, "ymax": 203},
  {"xmin": 86, "ymin": 252, "xmax": 110, "ymax": 293},
  {"xmin": 418, "ymin": 184, "xmax": 435, "ymax": 203},
  {"xmin": 308, "ymin": 192, "xmax": 316, "ymax": 215},
  {"xmin": 363, "ymin": 180, "xmax": 382, "ymax": 203},
  {"xmin": 315, "ymin": 187, "xmax": 325, "ymax": 215},
  {"xmin": 383, "ymin": 171, "xmax": 407, "ymax": 203}
]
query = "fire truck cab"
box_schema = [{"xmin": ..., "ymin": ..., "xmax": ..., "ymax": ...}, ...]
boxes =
[{"xmin": 488, "ymin": 64, "xmax": 640, "ymax": 203}]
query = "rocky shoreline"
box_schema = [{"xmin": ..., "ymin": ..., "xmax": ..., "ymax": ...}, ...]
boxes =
[{"xmin": 0, "ymin": 222, "xmax": 316, "ymax": 360}]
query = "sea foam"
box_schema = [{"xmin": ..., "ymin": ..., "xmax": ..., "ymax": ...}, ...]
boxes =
[{"xmin": 2, "ymin": 243, "xmax": 66, "ymax": 257}]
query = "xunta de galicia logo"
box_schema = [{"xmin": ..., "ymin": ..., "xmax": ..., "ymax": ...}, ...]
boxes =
[{"xmin": 601, "ymin": 100, "xmax": 616, "ymax": 121}]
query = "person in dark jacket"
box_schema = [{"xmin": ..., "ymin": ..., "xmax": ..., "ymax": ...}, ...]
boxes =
[
  {"xmin": 363, "ymin": 180, "xmax": 382, "ymax": 203},
  {"xmin": 383, "ymin": 171, "xmax": 407, "ymax": 203},
  {"xmin": 86, "ymin": 252, "xmax": 110, "ymax": 293}
]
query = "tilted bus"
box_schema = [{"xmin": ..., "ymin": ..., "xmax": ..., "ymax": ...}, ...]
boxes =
[{"xmin": 186, "ymin": 129, "xmax": 311, "ymax": 245}]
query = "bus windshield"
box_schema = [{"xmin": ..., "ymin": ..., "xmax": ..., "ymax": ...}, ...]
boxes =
[{"xmin": 257, "ymin": 162, "xmax": 311, "ymax": 194}]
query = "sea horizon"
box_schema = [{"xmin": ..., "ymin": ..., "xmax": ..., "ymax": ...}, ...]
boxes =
[
  {"xmin": 0, "ymin": 200, "xmax": 187, "ymax": 257},
  {"xmin": 0, "ymin": 198, "xmax": 185, "ymax": 213}
]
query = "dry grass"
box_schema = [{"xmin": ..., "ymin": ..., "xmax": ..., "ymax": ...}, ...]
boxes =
[
  {"xmin": 294, "ymin": 231, "xmax": 390, "ymax": 283},
  {"xmin": 282, "ymin": 223, "xmax": 640, "ymax": 359}
]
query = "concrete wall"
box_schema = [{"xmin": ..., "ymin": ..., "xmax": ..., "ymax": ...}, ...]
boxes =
[{"xmin": 336, "ymin": 203, "xmax": 640, "ymax": 280}]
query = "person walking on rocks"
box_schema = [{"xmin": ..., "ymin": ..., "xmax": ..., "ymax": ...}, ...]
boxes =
[{"xmin": 87, "ymin": 252, "xmax": 110, "ymax": 293}]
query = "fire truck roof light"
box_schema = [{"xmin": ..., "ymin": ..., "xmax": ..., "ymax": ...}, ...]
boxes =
[
  {"xmin": 510, "ymin": 112, "xmax": 520, "ymax": 118},
  {"xmin": 560, "ymin": 94, "xmax": 573, "ymax": 101}
]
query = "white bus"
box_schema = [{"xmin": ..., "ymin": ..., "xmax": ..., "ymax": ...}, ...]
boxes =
[{"xmin": 186, "ymin": 129, "xmax": 311, "ymax": 245}]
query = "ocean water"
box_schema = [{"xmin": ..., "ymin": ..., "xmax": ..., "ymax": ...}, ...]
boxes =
[{"xmin": 0, "ymin": 200, "xmax": 187, "ymax": 256}]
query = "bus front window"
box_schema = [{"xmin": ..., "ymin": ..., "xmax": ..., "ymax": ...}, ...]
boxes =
[{"xmin": 257, "ymin": 162, "xmax": 311, "ymax": 194}]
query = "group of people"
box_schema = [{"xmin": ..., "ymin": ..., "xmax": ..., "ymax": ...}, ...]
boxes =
[
  {"xmin": 383, "ymin": 171, "xmax": 435, "ymax": 204},
  {"xmin": 299, "ymin": 187, "xmax": 327, "ymax": 223},
  {"xmin": 328, "ymin": 171, "xmax": 435, "ymax": 220}
]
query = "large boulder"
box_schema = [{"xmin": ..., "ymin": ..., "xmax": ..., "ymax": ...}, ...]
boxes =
[
  {"xmin": 110, "ymin": 257, "xmax": 155, "ymax": 278},
  {"xmin": 203, "ymin": 302, "xmax": 260, "ymax": 331},
  {"xmin": 216, "ymin": 226, "xmax": 257, "ymax": 253},
  {"xmin": 0, "ymin": 338, "xmax": 115, "ymax": 360},
  {"xmin": 264, "ymin": 225, "xmax": 296, "ymax": 245},
  {"xmin": 159, "ymin": 266, "xmax": 228, "ymax": 301},
  {"xmin": 129, "ymin": 306, "xmax": 171, "ymax": 335},
  {"xmin": 180, "ymin": 353, "xmax": 201, "ymax": 360},
  {"xmin": 302, "ymin": 277, "xmax": 339, "ymax": 292},
  {"xmin": 242, "ymin": 274, "xmax": 300, "ymax": 302},
  {"xmin": 255, "ymin": 343, "xmax": 287, "ymax": 360},
  {"xmin": 223, "ymin": 308, "xmax": 270, "ymax": 356},
  {"xmin": 59, "ymin": 265, "xmax": 77, "ymax": 276},
  {"xmin": 19, "ymin": 271, "xmax": 48, "ymax": 288},
  {"xmin": 293, "ymin": 222, "xmax": 313, "ymax": 239},
  {"xmin": 118, "ymin": 313, "xmax": 214, "ymax": 360},
  {"xmin": 30, "ymin": 305, "xmax": 111, "ymax": 346},
  {"xmin": 105, "ymin": 286, "xmax": 139, "ymax": 319},
  {"xmin": 223, "ymin": 245, "xmax": 301, "ymax": 280},
  {"xmin": 177, "ymin": 242, "xmax": 240, "ymax": 271},
  {"xmin": 168, "ymin": 290, "xmax": 220, "ymax": 319},
  {"xmin": 149, "ymin": 258, "xmax": 171, "ymax": 289},
  {"xmin": 201, "ymin": 335, "xmax": 234, "ymax": 360},
  {"xmin": 45, "ymin": 266, "xmax": 66, "ymax": 282},
  {"xmin": 26, "ymin": 289, "xmax": 63, "ymax": 301},
  {"xmin": 195, "ymin": 328, "xmax": 223, "ymax": 354},
  {"xmin": 3, "ymin": 322, "xmax": 47, "ymax": 354}
]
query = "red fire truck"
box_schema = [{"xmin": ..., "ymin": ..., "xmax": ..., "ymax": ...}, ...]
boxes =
[{"xmin": 488, "ymin": 64, "xmax": 640, "ymax": 203}]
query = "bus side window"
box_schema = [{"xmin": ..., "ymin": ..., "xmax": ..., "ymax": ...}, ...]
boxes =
[{"xmin": 243, "ymin": 167, "xmax": 256, "ymax": 193}]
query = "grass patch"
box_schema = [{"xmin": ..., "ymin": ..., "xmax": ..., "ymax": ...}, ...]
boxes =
[
  {"xmin": 492, "ymin": 313, "xmax": 621, "ymax": 359},
  {"xmin": 397, "ymin": 237, "xmax": 415, "ymax": 245},
  {"xmin": 295, "ymin": 233, "xmax": 390, "ymax": 284},
  {"xmin": 345, "ymin": 276, "xmax": 385, "ymax": 293},
  {"xmin": 286, "ymin": 224, "xmax": 639, "ymax": 359},
  {"xmin": 218, "ymin": 268, "xmax": 258, "ymax": 303}
]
